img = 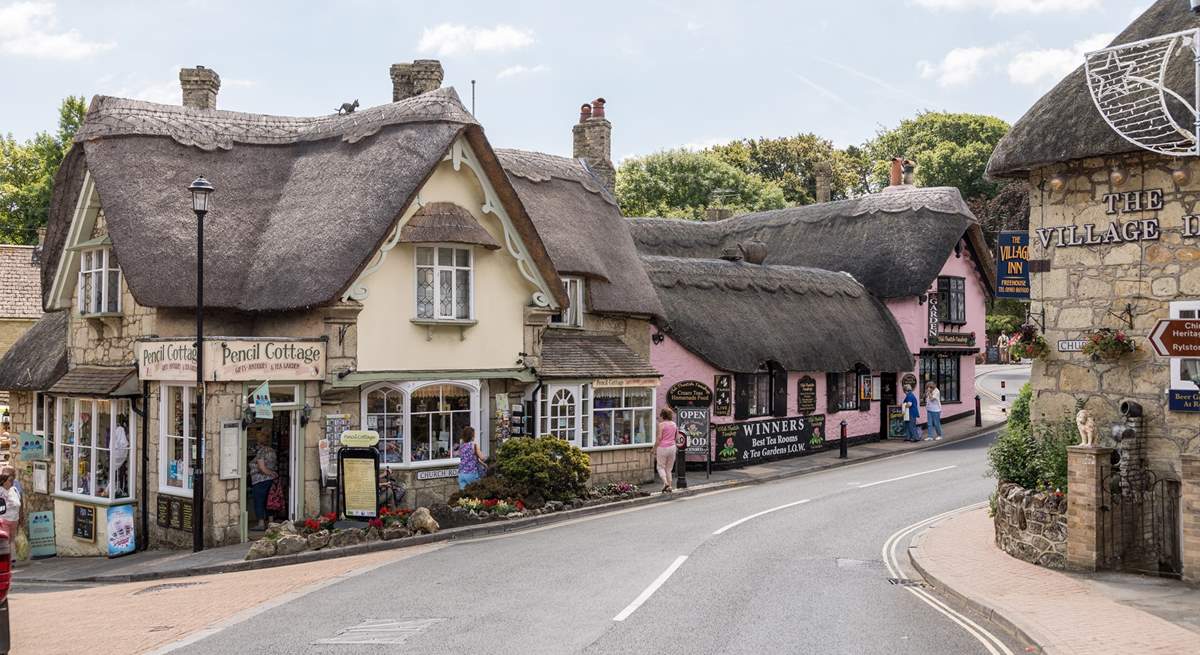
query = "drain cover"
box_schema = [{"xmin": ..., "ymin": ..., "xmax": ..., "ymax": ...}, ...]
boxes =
[
  {"xmin": 131, "ymin": 581, "xmax": 208, "ymax": 596},
  {"xmin": 314, "ymin": 619, "xmax": 444, "ymax": 646},
  {"xmin": 887, "ymin": 577, "xmax": 928, "ymax": 588}
]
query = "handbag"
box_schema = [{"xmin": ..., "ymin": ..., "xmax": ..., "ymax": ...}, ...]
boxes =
[{"xmin": 266, "ymin": 478, "xmax": 284, "ymax": 512}]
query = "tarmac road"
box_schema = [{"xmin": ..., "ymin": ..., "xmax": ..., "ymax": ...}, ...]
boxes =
[{"xmin": 165, "ymin": 431, "xmax": 1012, "ymax": 655}]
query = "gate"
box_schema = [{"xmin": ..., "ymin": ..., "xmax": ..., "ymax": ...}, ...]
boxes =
[{"xmin": 1098, "ymin": 469, "xmax": 1182, "ymax": 578}]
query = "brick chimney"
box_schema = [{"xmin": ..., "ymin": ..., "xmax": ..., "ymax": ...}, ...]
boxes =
[
  {"xmin": 391, "ymin": 60, "xmax": 444, "ymax": 101},
  {"xmin": 179, "ymin": 66, "xmax": 220, "ymax": 110},
  {"xmin": 704, "ymin": 207, "xmax": 734, "ymax": 222},
  {"xmin": 815, "ymin": 162, "xmax": 833, "ymax": 203},
  {"xmin": 889, "ymin": 157, "xmax": 915, "ymax": 187},
  {"xmin": 572, "ymin": 98, "xmax": 615, "ymax": 191}
]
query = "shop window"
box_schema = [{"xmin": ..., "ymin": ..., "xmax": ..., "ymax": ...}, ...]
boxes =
[
  {"xmin": 591, "ymin": 386, "xmax": 654, "ymax": 447},
  {"xmin": 936, "ymin": 276, "xmax": 966, "ymax": 325},
  {"xmin": 415, "ymin": 246, "xmax": 472, "ymax": 320},
  {"xmin": 1170, "ymin": 301, "xmax": 1200, "ymax": 389},
  {"xmin": 410, "ymin": 384, "xmax": 473, "ymax": 462},
  {"xmin": 33, "ymin": 391, "xmax": 49, "ymax": 435},
  {"xmin": 920, "ymin": 354, "xmax": 961, "ymax": 402},
  {"xmin": 365, "ymin": 387, "xmax": 404, "ymax": 464},
  {"xmin": 825, "ymin": 372, "xmax": 861, "ymax": 412},
  {"xmin": 539, "ymin": 384, "xmax": 590, "ymax": 447},
  {"xmin": 734, "ymin": 364, "xmax": 787, "ymax": 419},
  {"xmin": 160, "ymin": 385, "xmax": 196, "ymax": 496},
  {"xmin": 53, "ymin": 396, "xmax": 134, "ymax": 502},
  {"xmin": 549, "ymin": 277, "xmax": 584, "ymax": 328},
  {"xmin": 78, "ymin": 246, "xmax": 122, "ymax": 316}
]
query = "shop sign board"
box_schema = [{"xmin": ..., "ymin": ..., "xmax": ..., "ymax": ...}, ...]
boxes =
[
  {"xmin": 1149, "ymin": 319, "xmax": 1200, "ymax": 357},
  {"xmin": 886, "ymin": 406, "xmax": 907, "ymax": 438},
  {"xmin": 156, "ymin": 496, "xmax": 170, "ymax": 528},
  {"xmin": 937, "ymin": 332, "xmax": 976, "ymax": 347},
  {"xmin": 713, "ymin": 415, "xmax": 826, "ymax": 466},
  {"xmin": 713, "ymin": 375, "xmax": 732, "ymax": 416},
  {"xmin": 338, "ymin": 447, "xmax": 380, "ymax": 520},
  {"xmin": 1168, "ymin": 389, "xmax": 1200, "ymax": 412},
  {"xmin": 667, "ymin": 380, "xmax": 713, "ymax": 408},
  {"xmin": 1058, "ymin": 339, "xmax": 1086, "ymax": 353},
  {"xmin": 796, "ymin": 376, "xmax": 817, "ymax": 415},
  {"xmin": 29, "ymin": 511, "xmax": 56, "ymax": 558},
  {"xmin": 180, "ymin": 499, "xmax": 194, "ymax": 532},
  {"xmin": 416, "ymin": 468, "xmax": 457, "ymax": 481},
  {"xmin": 995, "ymin": 231, "xmax": 1031, "ymax": 300},
  {"xmin": 17, "ymin": 431, "xmax": 46, "ymax": 461},
  {"xmin": 106, "ymin": 504, "xmax": 136, "ymax": 558},
  {"xmin": 927, "ymin": 293, "xmax": 940, "ymax": 346},
  {"xmin": 592, "ymin": 378, "xmax": 660, "ymax": 388},
  {"xmin": 341, "ymin": 430, "xmax": 380, "ymax": 448},
  {"xmin": 137, "ymin": 338, "xmax": 326, "ymax": 382},
  {"xmin": 73, "ymin": 504, "xmax": 96, "ymax": 542},
  {"xmin": 677, "ymin": 407, "xmax": 711, "ymax": 457}
]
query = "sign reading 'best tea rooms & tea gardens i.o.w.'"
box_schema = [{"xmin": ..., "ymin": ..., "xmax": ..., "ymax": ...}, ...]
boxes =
[{"xmin": 137, "ymin": 338, "xmax": 326, "ymax": 382}]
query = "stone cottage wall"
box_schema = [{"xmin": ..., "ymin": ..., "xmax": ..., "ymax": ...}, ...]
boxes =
[{"xmin": 994, "ymin": 482, "xmax": 1068, "ymax": 569}]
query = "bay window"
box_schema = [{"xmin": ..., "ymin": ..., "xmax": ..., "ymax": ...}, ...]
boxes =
[
  {"xmin": 591, "ymin": 386, "xmax": 654, "ymax": 447},
  {"xmin": 539, "ymin": 384, "xmax": 591, "ymax": 447},
  {"xmin": 416, "ymin": 246, "xmax": 473, "ymax": 320},
  {"xmin": 365, "ymin": 386, "xmax": 404, "ymax": 464},
  {"xmin": 160, "ymin": 385, "xmax": 196, "ymax": 496},
  {"xmin": 53, "ymin": 396, "xmax": 135, "ymax": 501},
  {"xmin": 549, "ymin": 277, "xmax": 584, "ymax": 328},
  {"xmin": 359, "ymin": 381, "xmax": 481, "ymax": 465},
  {"xmin": 78, "ymin": 246, "xmax": 122, "ymax": 315}
]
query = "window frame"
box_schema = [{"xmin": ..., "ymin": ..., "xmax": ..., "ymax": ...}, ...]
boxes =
[
  {"xmin": 414, "ymin": 245, "xmax": 474, "ymax": 321},
  {"xmin": 589, "ymin": 385, "xmax": 656, "ymax": 448},
  {"xmin": 33, "ymin": 391, "xmax": 49, "ymax": 436},
  {"xmin": 746, "ymin": 370, "xmax": 773, "ymax": 418},
  {"xmin": 158, "ymin": 384, "xmax": 197, "ymax": 498},
  {"xmin": 827, "ymin": 372, "xmax": 860, "ymax": 412},
  {"xmin": 77, "ymin": 246, "xmax": 122, "ymax": 316},
  {"xmin": 360, "ymin": 380, "xmax": 483, "ymax": 467},
  {"xmin": 52, "ymin": 395, "xmax": 136, "ymax": 505},
  {"xmin": 539, "ymin": 383, "xmax": 591, "ymax": 448},
  {"xmin": 936, "ymin": 276, "xmax": 967, "ymax": 326},
  {"xmin": 548, "ymin": 277, "xmax": 585, "ymax": 328},
  {"xmin": 920, "ymin": 353, "xmax": 962, "ymax": 403},
  {"xmin": 1170, "ymin": 300, "xmax": 1200, "ymax": 389}
]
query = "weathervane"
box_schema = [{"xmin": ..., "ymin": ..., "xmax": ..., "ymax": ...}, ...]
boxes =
[{"xmin": 1084, "ymin": 28, "xmax": 1200, "ymax": 157}]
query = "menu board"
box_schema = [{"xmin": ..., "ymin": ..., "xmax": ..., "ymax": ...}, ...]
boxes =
[
  {"xmin": 73, "ymin": 504, "xmax": 96, "ymax": 542},
  {"xmin": 339, "ymin": 448, "xmax": 379, "ymax": 519},
  {"xmin": 887, "ymin": 405, "xmax": 907, "ymax": 438},
  {"xmin": 713, "ymin": 375, "xmax": 732, "ymax": 416},
  {"xmin": 156, "ymin": 496, "xmax": 170, "ymax": 527},
  {"xmin": 796, "ymin": 376, "xmax": 817, "ymax": 415}
]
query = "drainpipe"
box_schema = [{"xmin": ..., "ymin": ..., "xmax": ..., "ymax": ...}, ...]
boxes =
[
  {"xmin": 130, "ymin": 381, "xmax": 151, "ymax": 551},
  {"xmin": 530, "ymin": 368, "xmax": 543, "ymax": 438}
]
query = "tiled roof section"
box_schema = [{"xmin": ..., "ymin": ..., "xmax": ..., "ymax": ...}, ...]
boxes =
[
  {"xmin": 76, "ymin": 87, "xmax": 477, "ymax": 151},
  {"xmin": 538, "ymin": 331, "xmax": 660, "ymax": 379},
  {"xmin": 0, "ymin": 245, "xmax": 43, "ymax": 319},
  {"xmin": 0, "ymin": 311, "xmax": 68, "ymax": 391},
  {"xmin": 496, "ymin": 149, "xmax": 616, "ymax": 205},
  {"xmin": 48, "ymin": 366, "xmax": 137, "ymax": 396}
]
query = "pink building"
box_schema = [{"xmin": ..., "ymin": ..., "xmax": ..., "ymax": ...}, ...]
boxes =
[{"xmin": 630, "ymin": 181, "xmax": 994, "ymax": 461}]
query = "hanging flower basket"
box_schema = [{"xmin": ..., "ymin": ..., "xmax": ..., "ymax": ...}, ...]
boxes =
[
  {"xmin": 1082, "ymin": 328, "xmax": 1136, "ymax": 362},
  {"xmin": 1009, "ymin": 326, "xmax": 1050, "ymax": 361}
]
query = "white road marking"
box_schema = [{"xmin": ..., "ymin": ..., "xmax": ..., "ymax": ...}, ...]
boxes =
[
  {"xmin": 314, "ymin": 618, "xmax": 443, "ymax": 645},
  {"xmin": 857, "ymin": 465, "xmax": 957, "ymax": 488},
  {"xmin": 613, "ymin": 555, "xmax": 688, "ymax": 622},
  {"xmin": 712, "ymin": 499, "xmax": 811, "ymax": 535}
]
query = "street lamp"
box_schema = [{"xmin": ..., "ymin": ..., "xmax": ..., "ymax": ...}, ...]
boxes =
[{"xmin": 188, "ymin": 176, "xmax": 213, "ymax": 553}]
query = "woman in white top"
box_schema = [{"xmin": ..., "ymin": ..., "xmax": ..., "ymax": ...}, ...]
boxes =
[
  {"xmin": 924, "ymin": 381, "xmax": 944, "ymax": 441},
  {"xmin": 0, "ymin": 467, "xmax": 21, "ymax": 535}
]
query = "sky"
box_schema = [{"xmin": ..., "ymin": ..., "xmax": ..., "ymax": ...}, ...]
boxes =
[{"xmin": 0, "ymin": 0, "xmax": 1158, "ymax": 161}]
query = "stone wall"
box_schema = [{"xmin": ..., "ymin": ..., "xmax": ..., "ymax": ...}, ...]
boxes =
[
  {"xmin": 588, "ymin": 446, "xmax": 654, "ymax": 485},
  {"xmin": 994, "ymin": 481, "xmax": 1068, "ymax": 569}
]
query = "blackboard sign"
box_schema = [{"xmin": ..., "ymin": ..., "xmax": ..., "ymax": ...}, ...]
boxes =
[
  {"xmin": 713, "ymin": 375, "xmax": 732, "ymax": 416},
  {"xmin": 713, "ymin": 415, "xmax": 826, "ymax": 466},
  {"xmin": 886, "ymin": 405, "xmax": 907, "ymax": 438},
  {"xmin": 668, "ymin": 380, "xmax": 712, "ymax": 407},
  {"xmin": 73, "ymin": 504, "xmax": 96, "ymax": 542},
  {"xmin": 797, "ymin": 376, "xmax": 817, "ymax": 414},
  {"xmin": 180, "ymin": 499, "xmax": 194, "ymax": 532},
  {"xmin": 169, "ymin": 498, "xmax": 184, "ymax": 530},
  {"xmin": 156, "ymin": 496, "xmax": 170, "ymax": 528}
]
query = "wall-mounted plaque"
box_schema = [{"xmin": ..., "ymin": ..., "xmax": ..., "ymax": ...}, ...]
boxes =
[
  {"xmin": 713, "ymin": 375, "xmax": 732, "ymax": 416},
  {"xmin": 72, "ymin": 504, "xmax": 96, "ymax": 542},
  {"xmin": 796, "ymin": 376, "xmax": 817, "ymax": 415}
]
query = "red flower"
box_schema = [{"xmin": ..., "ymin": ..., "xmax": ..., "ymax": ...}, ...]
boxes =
[
  {"xmin": 368, "ymin": 518, "xmax": 383, "ymax": 529},
  {"xmin": 304, "ymin": 518, "xmax": 321, "ymax": 531},
  {"xmin": 482, "ymin": 499, "xmax": 499, "ymax": 508},
  {"xmin": 515, "ymin": 500, "xmax": 526, "ymax": 511},
  {"xmin": 1115, "ymin": 332, "xmax": 1126, "ymax": 342}
]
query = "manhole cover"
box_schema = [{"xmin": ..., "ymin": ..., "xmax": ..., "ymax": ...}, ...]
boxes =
[
  {"xmin": 131, "ymin": 581, "xmax": 209, "ymax": 596},
  {"xmin": 836, "ymin": 558, "xmax": 882, "ymax": 570},
  {"xmin": 314, "ymin": 618, "xmax": 444, "ymax": 645},
  {"xmin": 887, "ymin": 577, "xmax": 927, "ymax": 588}
]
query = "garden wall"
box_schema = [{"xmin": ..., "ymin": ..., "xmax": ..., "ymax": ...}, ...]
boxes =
[{"xmin": 993, "ymin": 482, "xmax": 1068, "ymax": 569}]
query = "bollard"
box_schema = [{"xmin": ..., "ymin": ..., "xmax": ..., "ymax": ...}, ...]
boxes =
[
  {"xmin": 1000, "ymin": 380, "xmax": 1006, "ymax": 389},
  {"xmin": 1001, "ymin": 394, "xmax": 1006, "ymax": 403},
  {"xmin": 839, "ymin": 420, "xmax": 848, "ymax": 459},
  {"xmin": 975, "ymin": 395, "xmax": 982, "ymax": 427}
]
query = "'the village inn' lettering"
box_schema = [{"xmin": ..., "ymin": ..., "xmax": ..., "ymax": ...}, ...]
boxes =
[{"xmin": 1035, "ymin": 188, "xmax": 1200, "ymax": 249}]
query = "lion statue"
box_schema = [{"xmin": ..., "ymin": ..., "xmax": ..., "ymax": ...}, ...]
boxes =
[{"xmin": 1076, "ymin": 408, "xmax": 1097, "ymax": 447}]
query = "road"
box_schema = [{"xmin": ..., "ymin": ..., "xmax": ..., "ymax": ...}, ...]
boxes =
[
  {"xmin": 976, "ymin": 364, "xmax": 1030, "ymax": 423},
  {"xmin": 157, "ymin": 430, "xmax": 1015, "ymax": 655}
]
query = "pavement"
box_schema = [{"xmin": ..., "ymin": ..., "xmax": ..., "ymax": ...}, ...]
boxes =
[{"xmin": 909, "ymin": 507, "xmax": 1200, "ymax": 655}]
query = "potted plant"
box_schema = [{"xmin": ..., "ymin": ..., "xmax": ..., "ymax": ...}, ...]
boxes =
[
  {"xmin": 1082, "ymin": 327, "xmax": 1136, "ymax": 362},
  {"xmin": 1009, "ymin": 325, "xmax": 1050, "ymax": 361}
]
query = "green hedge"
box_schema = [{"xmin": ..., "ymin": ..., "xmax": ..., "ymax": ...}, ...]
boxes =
[
  {"xmin": 453, "ymin": 436, "xmax": 591, "ymax": 507},
  {"xmin": 987, "ymin": 383, "xmax": 1074, "ymax": 493}
]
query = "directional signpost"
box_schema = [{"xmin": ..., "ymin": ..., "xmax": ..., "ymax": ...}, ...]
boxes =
[{"xmin": 1149, "ymin": 319, "xmax": 1200, "ymax": 357}]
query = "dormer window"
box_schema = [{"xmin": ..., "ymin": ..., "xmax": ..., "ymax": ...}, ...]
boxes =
[
  {"xmin": 78, "ymin": 246, "xmax": 121, "ymax": 315},
  {"xmin": 549, "ymin": 277, "xmax": 584, "ymax": 328},
  {"xmin": 415, "ymin": 246, "xmax": 473, "ymax": 320}
]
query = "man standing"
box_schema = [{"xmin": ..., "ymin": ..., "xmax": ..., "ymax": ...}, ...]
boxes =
[{"xmin": 902, "ymin": 385, "xmax": 921, "ymax": 442}]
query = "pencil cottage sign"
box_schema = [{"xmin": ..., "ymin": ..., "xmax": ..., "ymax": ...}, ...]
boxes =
[{"xmin": 137, "ymin": 338, "xmax": 326, "ymax": 382}]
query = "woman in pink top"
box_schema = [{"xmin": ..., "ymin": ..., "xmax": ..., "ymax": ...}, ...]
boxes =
[{"xmin": 656, "ymin": 408, "xmax": 678, "ymax": 493}]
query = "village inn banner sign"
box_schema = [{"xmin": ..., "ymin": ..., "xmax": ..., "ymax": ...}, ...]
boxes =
[
  {"xmin": 1035, "ymin": 189, "xmax": 1200, "ymax": 249},
  {"xmin": 137, "ymin": 338, "xmax": 326, "ymax": 382}
]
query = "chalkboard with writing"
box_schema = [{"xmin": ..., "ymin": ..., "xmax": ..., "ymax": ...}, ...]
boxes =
[
  {"xmin": 169, "ymin": 498, "xmax": 183, "ymax": 530},
  {"xmin": 180, "ymin": 499, "xmax": 194, "ymax": 532},
  {"xmin": 887, "ymin": 405, "xmax": 907, "ymax": 438},
  {"xmin": 73, "ymin": 504, "xmax": 96, "ymax": 542},
  {"xmin": 156, "ymin": 496, "xmax": 170, "ymax": 528}
]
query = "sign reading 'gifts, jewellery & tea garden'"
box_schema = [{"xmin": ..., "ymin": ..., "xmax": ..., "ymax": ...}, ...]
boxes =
[
  {"xmin": 137, "ymin": 338, "xmax": 326, "ymax": 382},
  {"xmin": 713, "ymin": 415, "xmax": 825, "ymax": 466}
]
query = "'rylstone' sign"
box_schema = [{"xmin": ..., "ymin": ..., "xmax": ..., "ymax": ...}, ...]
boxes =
[{"xmin": 137, "ymin": 338, "xmax": 326, "ymax": 382}]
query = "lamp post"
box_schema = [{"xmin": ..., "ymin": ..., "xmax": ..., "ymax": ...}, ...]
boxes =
[{"xmin": 188, "ymin": 176, "xmax": 214, "ymax": 553}]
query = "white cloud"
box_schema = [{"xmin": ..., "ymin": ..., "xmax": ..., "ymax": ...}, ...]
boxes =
[
  {"xmin": 0, "ymin": 1, "xmax": 115, "ymax": 59},
  {"xmin": 911, "ymin": 0, "xmax": 1099, "ymax": 13},
  {"xmin": 418, "ymin": 23, "xmax": 534, "ymax": 56},
  {"xmin": 917, "ymin": 45, "xmax": 1006, "ymax": 87},
  {"xmin": 496, "ymin": 64, "xmax": 547, "ymax": 80},
  {"xmin": 1007, "ymin": 32, "xmax": 1114, "ymax": 85}
]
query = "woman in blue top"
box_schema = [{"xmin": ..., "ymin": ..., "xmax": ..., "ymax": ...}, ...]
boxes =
[
  {"xmin": 902, "ymin": 385, "xmax": 921, "ymax": 442},
  {"xmin": 456, "ymin": 426, "xmax": 485, "ymax": 490}
]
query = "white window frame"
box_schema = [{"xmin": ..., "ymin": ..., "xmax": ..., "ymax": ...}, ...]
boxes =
[
  {"xmin": 359, "ymin": 379, "xmax": 483, "ymax": 468},
  {"xmin": 77, "ymin": 246, "xmax": 122, "ymax": 316},
  {"xmin": 158, "ymin": 384, "xmax": 196, "ymax": 498},
  {"xmin": 52, "ymin": 396, "xmax": 136, "ymax": 505},
  {"xmin": 33, "ymin": 391, "xmax": 49, "ymax": 436},
  {"xmin": 538, "ymin": 382, "xmax": 591, "ymax": 448},
  {"xmin": 414, "ymin": 245, "xmax": 474, "ymax": 321},
  {"xmin": 589, "ymin": 386, "xmax": 656, "ymax": 449},
  {"xmin": 1170, "ymin": 300, "xmax": 1200, "ymax": 389},
  {"xmin": 549, "ymin": 277, "xmax": 585, "ymax": 328}
]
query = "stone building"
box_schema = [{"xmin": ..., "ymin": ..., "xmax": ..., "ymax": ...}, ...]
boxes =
[
  {"xmin": 0, "ymin": 244, "xmax": 44, "ymax": 408},
  {"xmin": 987, "ymin": 0, "xmax": 1200, "ymax": 581}
]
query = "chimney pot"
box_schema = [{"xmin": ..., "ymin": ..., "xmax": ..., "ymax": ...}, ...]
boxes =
[
  {"xmin": 591, "ymin": 97, "xmax": 606, "ymax": 118},
  {"xmin": 391, "ymin": 59, "xmax": 444, "ymax": 102},
  {"xmin": 572, "ymin": 97, "xmax": 614, "ymax": 191},
  {"xmin": 579, "ymin": 103, "xmax": 592, "ymax": 122},
  {"xmin": 179, "ymin": 66, "xmax": 221, "ymax": 110},
  {"xmin": 889, "ymin": 157, "xmax": 916, "ymax": 187}
]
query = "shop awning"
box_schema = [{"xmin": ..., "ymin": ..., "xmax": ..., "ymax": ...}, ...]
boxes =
[
  {"xmin": 398, "ymin": 202, "xmax": 501, "ymax": 250},
  {"xmin": 539, "ymin": 331, "xmax": 661, "ymax": 380},
  {"xmin": 48, "ymin": 366, "xmax": 139, "ymax": 396}
]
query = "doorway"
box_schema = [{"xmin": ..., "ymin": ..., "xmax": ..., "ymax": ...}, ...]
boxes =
[
  {"xmin": 245, "ymin": 410, "xmax": 295, "ymax": 534},
  {"xmin": 879, "ymin": 373, "xmax": 897, "ymax": 438}
]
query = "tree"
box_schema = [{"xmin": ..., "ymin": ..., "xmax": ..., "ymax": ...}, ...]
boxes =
[
  {"xmin": 863, "ymin": 112, "xmax": 1010, "ymax": 198},
  {"xmin": 968, "ymin": 180, "xmax": 1030, "ymax": 249},
  {"xmin": 0, "ymin": 96, "xmax": 87, "ymax": 244},
  {"xmin": 706, "ymin": 134, "xmax": 860, "ymax": 205},
  {"xmin": 615, "ymin": 149, "xmax": 787, "ymax": 220}
]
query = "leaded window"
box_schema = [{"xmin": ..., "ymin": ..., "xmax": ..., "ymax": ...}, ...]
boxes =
[{"xmin": 416, "ymin": 246, "xmax": 472, "ymax": 320}]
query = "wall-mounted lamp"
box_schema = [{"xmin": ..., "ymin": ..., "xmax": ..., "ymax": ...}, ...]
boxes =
[
  {"xmin": 918, "ymin": 293, "xmax": 927, "ymax": 305},
  {"xmin": 336, "ymin": 367, "xmax": 355, "ymax": 380},
  {"xmin": 1172, "ymin": 162, "xmax": 1192, "ymax": 186},
  {"xmin": 1109, "ymin": 165, "xmax": 1128, "ymax": 187},
  {"xmin": 241, "ymin": 406, "xmax": 255, "ymax": 429},
  {"xmin": 1047, "ymin": 173, "xmax": 1068, "ymax": 192},
  {"xmin": 651, "ymin": 330, "xmax": 666, "ymax": 345}
]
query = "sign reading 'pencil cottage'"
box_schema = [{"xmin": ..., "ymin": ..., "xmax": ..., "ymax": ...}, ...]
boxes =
[{"xmin": 137, "ymin": 338, "xmax": 326, "ymax": 382}]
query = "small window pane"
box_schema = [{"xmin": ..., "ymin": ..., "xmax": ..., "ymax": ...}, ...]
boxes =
[
  {"xmin": 455, "ymin": 248, "xmax": 470, "ymax": 267},
  {"xmin": 438, "ymin": 247, "xmax": 454, "ymax": 266},
  {"xmin": 454, "ymin": 269, "xmax": 470, "ymax": 319},
  {"xmin": 439, "ymin": 269, "xmax": 453, "ymax": 317},
  {"xmin": 416, "ymin": 267, "xmax": 435, "ymax": 318},
  {"xmin": 107, "ymin": 270, "xmax": 120, "ymax": 312},
  {"xmin": 416, "ymin": 247, "xmax": 434, "ymax": 266}
]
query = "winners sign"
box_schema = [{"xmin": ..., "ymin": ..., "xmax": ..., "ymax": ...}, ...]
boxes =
[{"xmin": 714, "ymin": 415, "xmax": 826, "ymax": 465}]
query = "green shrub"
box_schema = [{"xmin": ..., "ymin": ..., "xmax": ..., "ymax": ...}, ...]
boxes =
[
  {"xmin": 987, "ymin": 427, "xmax": 1040, "ymax": 489},
  {"xmin": 1007, "ymin": 383, "xmax": 1032, "ymax": 437},
  {"xmin": 493, "ymin": 436, "xmax": 591, "ymax": 502},
  {"xmin": 987, "ymin": 385, "xmax": 1077, "ymax": 493},
  {"xmin": 1033, "ymin": 418, "xmax": 1076, "ymax": 493}
]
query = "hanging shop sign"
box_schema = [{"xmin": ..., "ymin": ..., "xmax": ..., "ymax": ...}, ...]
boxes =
[
  {"xmin": 137, "ymin": 338, "xmax": 326, "ymax": 382},
  {"xmin": 1058, "ymin": 339, "xmax": 1086, "ymax": 353},
  {"xmin": 927, "ymin": 293, "xmax": 940, "ymax": 346},
  {"xmin": 713, "ymin": 415, "xmax": 826, "ymax": 466},
  {"xmin": 713, "ymin": 375, "xmax": 732, "ymax": 416},
  {"xmin": 340, "ymin": 430, "xmax": 380, "ymax": 448},
  {"xmin": 592, "ymin": 378, "xmax": 660, "ymax": 388},
  {"xmin": 29, "ymin": 511, "xmax": 56, "ymax": 559},
  {"xmin": 796, "ymin": 376, "xmax": 817, "ymax": 415},
  {"xmin": 1149, "ymin": 319, "xmax": 1200, "ymax": 357},
  {"xmin": 18, "ymin": 431, "xmax": 46, "ymax": 461},
  {"xmin": 106, "ymin": 504, "xmax": 136, "ymax": 558},
  {"xmin": 72, "ymin": 504, "xmax": 96, "ymax": 542},
  {"xmin": 667, "ymin": 380, "xmax": 713, "ymax": 408},
  {"xmin": 1168, "ymin": 389, "xmax": 1200, "ymax": 412},
  {"xmin": 251, "ymin": 381, "xmax": 273, "ymax": 419},
  {"xmin": 902, "ymin": 373, "xmax": 918, "ymax": 389},
  {"xmin": 677, "ymin": 407, "xmax": 711, "ymax": 458},
  {"xmin": 995, "ymin": 231, "xmax": 1030, "ymax": 300},
  {"xmin": 937, "ymin": 332, "xmax": 977, "ymax": 347},
  {"xmin": 339, "ymin": 446, "xmax": 380, "ymax": 520}
]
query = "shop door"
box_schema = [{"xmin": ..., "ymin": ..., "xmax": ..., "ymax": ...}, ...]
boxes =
[
  {"xmin": 879, "ymin": 373, "xmax": 897, "ymax": 437},
  {"xmin": 245, "ymin": 410, "xmax": 296, "ymax": 533}
]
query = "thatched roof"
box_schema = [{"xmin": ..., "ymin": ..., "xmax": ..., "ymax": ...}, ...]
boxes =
[
  {"xmin": 44, "ymin": 88, "xmax": 567, "ymax": 312},
  {"xmin": 538, "ymin": 331, "xmax": 659, "ymax": 379},
  {"xmin": 642, "ymin": 256, "xmax": 913, "ymax": 374},
  {"xmin": 630, "ymin": 186, "xmax": 994, "ymax": 299},
  {"xmin": 988, "ymin": 0, "xmax": 1199, "ymax": 177},
  {"xmin": 0, "ymin": 311, "xmax": 68, "ymax": 391},
  {"xmin": 497, "ymin": 149, "xmax": 664, "ymax": 318},
  {"xmin": 399, "ymin": 202, "xmax": 500, "ymax": 249}
]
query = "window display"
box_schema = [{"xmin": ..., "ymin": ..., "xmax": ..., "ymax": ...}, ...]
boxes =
[
  {"xmin": 160, "ymin": 385, "xmax": 195, "ymax": 495},
  {"xmin": 591, "ymin": 386, "xmax": 654, "ymax": 446},
  {"xmin": 52, "ymin": 396, "xmax": 135, "ymax": 501},
  {"xmin": 366, "ymin": 387, "xmax": 404, "ymax": 464},
  {"xmin": 360, "ymin": 381, "xmax": 480, "ymax": 465}
]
